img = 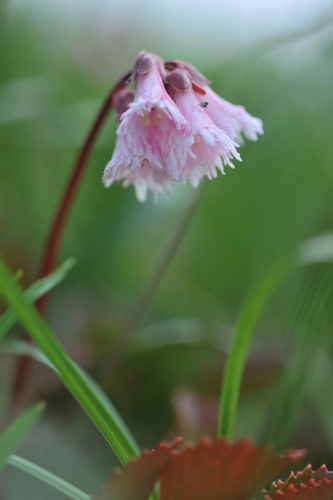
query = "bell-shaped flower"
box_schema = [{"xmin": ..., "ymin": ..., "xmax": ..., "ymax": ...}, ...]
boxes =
[
  {"xmin": 103, "ymin": 52, "xmax": 264, "ymax": 201},
  {"xmin": 203, "ymin": 84, "xmax": 263, "ymax": 143},
  {"xmin": 108, "ymin": 159, "xmax": 174, "ymax": 203},
  {"xmin": 171, "ymin": 59, "xmax": 263, "ymax": 143},
  {"xmin": 103, "ymin": 52, "xmax": 193, "ymax": 198},
  {"xmin": 171, "ymin": 69, "xmax": 241, "ymax": 187}
]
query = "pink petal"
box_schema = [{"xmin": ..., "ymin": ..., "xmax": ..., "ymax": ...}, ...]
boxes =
[
  {"xmin": 118, "ymin": 160, "xmax": 174, "ymax": 202},
  {"xmin": 202, "ymin": 84, "xmax": 263, "ymax": 142},
  {"xmin": 174, "ymin": 88, "xmax": 241, "ymax": 185},
  {"xmin": 103, "ymin": 53, "xmax": 194, "ymax": 199}
]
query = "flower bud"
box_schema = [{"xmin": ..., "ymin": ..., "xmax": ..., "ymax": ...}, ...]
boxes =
[
  {"xmin": 135, "ymin": 51, "xmax": 155, "ymax": 75},
  {"xmin": 113, "ymin": 88, "xmax": 135, "ymax": 122},
  {"xmin": 168, "ymin": 69, "xmax": 192, "ymax": 92}
]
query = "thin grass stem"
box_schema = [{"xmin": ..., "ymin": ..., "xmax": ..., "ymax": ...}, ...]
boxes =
[
  {"xmin": 8, "ymin": 455, "xmax": 90, "ymax": 500},
  {"xmin": 218, "ymin": 256, "xmax": 293, "ymax": 441}
]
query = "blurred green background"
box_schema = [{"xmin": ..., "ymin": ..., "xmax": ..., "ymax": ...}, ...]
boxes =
[{"xmin": 1, "ymin": 0, "xmax": 333, "ymax": 498}]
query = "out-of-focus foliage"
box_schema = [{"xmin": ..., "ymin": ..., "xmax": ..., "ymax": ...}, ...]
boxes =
[
  {"xmin": 0, "ymin": 402, "xmax": 44, "ymax": 471},
  {"xmin": 261, "ymin": 464, "xmax": 333, "ymax": 500},
  {"xmin": 95, "ymin": 438, "xmax": 305, "ymax": 500},
  {"xmin": 1, "ymin": 2, "xmax": 333, "ymax": 499},
  {"xmin": 0, "ymin": 258, "xmax": 75, "ymax": 340}
]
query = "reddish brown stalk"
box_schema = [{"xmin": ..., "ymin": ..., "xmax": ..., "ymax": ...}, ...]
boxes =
[{"xmin": 12, "ymin": 71, "xmax": 131, "ymax": 403}]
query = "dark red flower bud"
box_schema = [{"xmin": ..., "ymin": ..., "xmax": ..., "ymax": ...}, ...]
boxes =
[
  {"xmin": 135, "ymin": 51, "xmax": 155, "ymax": 75},
  {"xmin": 168, "ymin": 69, "xmax": 192, "ymax": 92},
  {"xmin": 113, "ymin": 88, "xmax": 135, "ymax": 121}
]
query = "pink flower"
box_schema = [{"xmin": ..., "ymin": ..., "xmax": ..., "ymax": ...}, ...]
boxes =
[
  {"xmin": 172, "ymin": 59, "xmax": 263, "ymax": 143},
  {"xmin": 170, "ymin": 69, "xmax": 241, "ymax": 187},
  {"xmin": 103, "ymin": 52, "xmax": 193, "ymax": 201},
  {"xmin": 203, "ymin": 84, "xmax": 263, "ymax": 143},
  {"xmin": 103, "ymin": 52, "xmax": 263, "ymax": 201},
  {"xmin": 106, "ymin": 160, "xmax": 174, "ymax": 203}
]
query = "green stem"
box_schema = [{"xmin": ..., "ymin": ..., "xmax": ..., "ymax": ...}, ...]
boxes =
[
  {"xmin": 123, "ymin": 181, "xmax": 207, "ymax": 335},
  {"xmin": 12, "ymin": 70, "xmax": 131, "ymax": 403},
  {"xmin": 99, "ymin": 182, "xmax": 207, "ymax": 380}
]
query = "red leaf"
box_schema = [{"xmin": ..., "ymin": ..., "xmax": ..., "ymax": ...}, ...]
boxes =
[
  {"xmin": 159, "ymin": 438, "xmax": 306, "ymax": 500},
  {"xmin": 94, "ymin": 438, "xmax": 182, "ymax": 500},
  {"xmin": 262, "ymin": 464, "xmax": 333, "ymax": 500}
]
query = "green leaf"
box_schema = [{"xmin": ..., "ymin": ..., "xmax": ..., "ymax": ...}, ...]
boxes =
[
  {"xmin": 0, "ymin": 339, "xmax": 53, "ymax": 367},
  {"xmin": 218, "ymin": 257, "xmax": 293, "ymax": 441},
  {"xmin": 8, "ymin": 455, "xmax": 90, "ymax": 500},
  {"xmin": 0, "ymin": 339, "xmax": 139, "ymax": 447},
  {"xmin": 218, "ymin": 232, "xmax": 333, "ymax": 442},
  {"xmin": 263, "ymin": 263, "xmax": 333, "ymax": 447},
  {"xmin": 0, "ymin": 340, "xmax": 157, "ymax": 500},
  {"xmin": 0, "ymin": 402, "xmax": 44, "ymax": 473},
  {"xmin": 0, "ymin": 257, "xmax": 76, "ymax": 341},
  {"xmin": 0, "ymin": 255, "xmax": 140, "ymax": 467}
]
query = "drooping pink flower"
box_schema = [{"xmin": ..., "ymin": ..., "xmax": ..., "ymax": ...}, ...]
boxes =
[
  {"xmin": 103, "ymin": 52, "xmax": 263, "ymax": 201},
  {"xmin": 203, "ymin": 84, "xmax": 264, "ymax": 143},
  {"xmin": 170, "ymin": 69, "xmax": 241, "ymax": 187},
  {"xmin": 172, "ymin": 59, "xmax": 263, "ymax": 143},
  {"xmin": 108, "ymin": 160, "xmax": 174, "ymax": 203},
  {"xmin": 103, "ymin": 52, "xmax": 193, "ymax": 201}
]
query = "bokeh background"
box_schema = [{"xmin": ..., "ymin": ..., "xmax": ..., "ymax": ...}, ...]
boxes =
[{"xmin": 1, "ymin": 0, "xmax": 333, "ymax": 498}]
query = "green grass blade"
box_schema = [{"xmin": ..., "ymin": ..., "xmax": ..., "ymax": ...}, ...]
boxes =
[
  {"xmin": 218, "ymin": 257, "xmax": 293, "ymax": 441},
  {"xmin": 263, "ymin": 263, "xmax": 333, "ymax": 447},
  {"xmin": 0, "ymin": 255, "xmax": 140, "ymax": 466},
  {"xmin": 0, "ymin": 339, "xmax": 53, "ymax": 367},
  {"xmin": 0, "ymin": 402, "xmax": 44, "ymax": 472},
  {"xmin": 260, "ymin": 235, "xmax": 333, "ymax": 446},
  {"xmin": 8, "ymin": 455, "xmax": 90, "ymax": 500},
  {"xmin": 218, "ymin": 233, "xmax": 333, "ymax": 443},
  {"xmin": 0, "ymin": 257, "xmax": 76, "ymax": 341},
  {"xmin": 0, "ymin": 339, "xmax": 139, "ymax": 446}
]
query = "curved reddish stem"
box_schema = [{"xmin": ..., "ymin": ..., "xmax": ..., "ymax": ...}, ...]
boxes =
[
  {"xmin": 37, "ymin": 72, "xmax": 131, "ymax": 302},
  {"xmin": 12, "ymin": 72, "xmax": 131, "ymax": 402}
]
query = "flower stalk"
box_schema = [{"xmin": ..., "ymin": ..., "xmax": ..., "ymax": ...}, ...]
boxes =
[
  {"xmin": 12, "ymin": 50, "xmax": 263, "ymax": 402},
  {"xmin": 12, "ymin": 71, "xmax": 131, "ymax": 402}
]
